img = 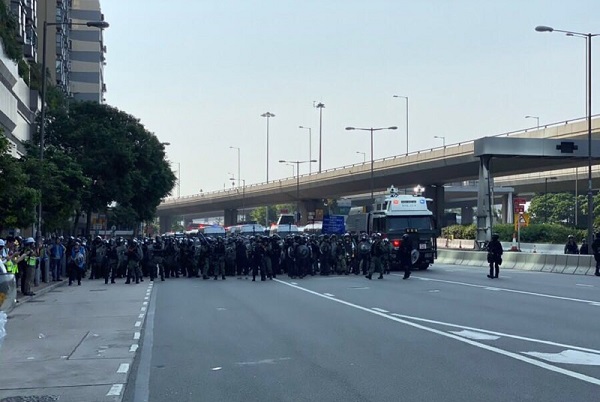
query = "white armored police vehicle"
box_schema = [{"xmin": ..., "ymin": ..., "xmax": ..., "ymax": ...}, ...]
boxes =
[{"xmin": 346, "ymin": 185, "xmax": 437, "ymax": 270}]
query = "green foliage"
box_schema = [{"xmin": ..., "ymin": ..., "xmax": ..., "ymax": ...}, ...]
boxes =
[
  {"xmin": 0, "ymin": 4, "xmax": 23, "ymax": 63},
  {"xmin": 0, "ymin": 134, "xmax": 39, "ymax": 231},
  {"xmin": 528, "ymin": 193, "xmax": 579, "ymax": 225},
  {"xmin": 441, "ymin": 224, "xmax": 476, "ymax": 240},
  {"xmin": 442, "ymin": 222, "xmax": 586, "ymax": 244},
  {"xmin": 30, "ymin": 101, "xmax": 176, "ymax": 234}
]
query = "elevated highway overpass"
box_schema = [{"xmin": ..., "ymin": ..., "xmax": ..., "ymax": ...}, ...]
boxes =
[{"xmin": 157, "ymin": 116, "xmax": 600, "ymax": 232}]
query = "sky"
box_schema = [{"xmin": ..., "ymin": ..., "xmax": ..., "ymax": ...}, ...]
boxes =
[{"xmin": 101, "ymin": 0, "xmax": 600, "ymax": 197}]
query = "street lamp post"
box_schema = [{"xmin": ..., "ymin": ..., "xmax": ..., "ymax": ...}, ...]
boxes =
[
  {"xmin": 279, "ymin": 159, "xmax": 317, "ymax": 223},
  {"xmin": 393, "ymin": 95, "xmax": 409, "ymax": 155},
  {"xmin": 315, "ymin": 102, "xmax": 325, "ymax": 172},
  {"xmin": 345, "ymin": 126, "xmax": 398, "ymax": 204},
  {"xmin": 261, "ymin": 112, "xmax": 275, "ymax": 227},
  {"xmin": 434, "ymin": 135, "xmax": 446, "ymax": 147},
  {"xmin": 37, "ymin": 19, "xmax": 109, "ymax": 237},
  {"xmin": 525, "ymin": 115, "xmax": 540, "ymax": 131},
  {"xmin": 285, "ymin": 163, "xmax": 295, "ymax": 177},
  {"xmin": 299, "ymin": 126, "xmax": 312, "ymax": 174},
  {"xmin": 356, "ymin": 151, "xmax": 366, "ymax": 163},
  {"xmin": 536, "ymin": 25, "xmax": 598, "ymax": 246},
  {"xmin": 229, "ymin": 146, "xmax": 241, "ymax": 189}
]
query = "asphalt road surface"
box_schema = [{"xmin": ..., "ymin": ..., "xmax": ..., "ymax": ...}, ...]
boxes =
[{"xmin": 125, "ymin": 264, "xmax": 600, "ymax": 402}]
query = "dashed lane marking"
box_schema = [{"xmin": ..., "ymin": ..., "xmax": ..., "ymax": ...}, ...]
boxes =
[
  {"xmin": 130, "ymin": 344, "xmax": 139, "ymax": 353},
  {"xmin": 450, "ymin": 330, "xmax": 500, "ymax": 341},
  {"xmin": 576, "ymin": 284, "xmax": 594, "ymax": 288},
  {"xmin": 138, "ymin": 313, "xmax": 145, "ymax": 319},
  {"xmin": 134, "ymin": 332, "xmax": 140, "ymax": 340},
  {"xmin": 106, "ymin": 384, "xmax": 123, "ymax": 396},
  {"xmin": 323, "ymin": 293, "xmax": 335, "ymax": 297},
  {"xmin": 135, "ymin": 321, "xmax": 142, "ymax": 327},
  {"xmin": 372, "ymin": 308, "xmax": 389, "ymax": 313},
  {"xmin": 117, "ymin": 363, "xmax": 129, "ymax": 374}
]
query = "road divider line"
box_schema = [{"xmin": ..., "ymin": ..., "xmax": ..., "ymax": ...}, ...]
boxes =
[
  {"xmin": 138, "ymin": 313, "xmax": 144, "ymax": 319},
  {"xmin": 323, "ymin": 293, "xmax": 335, "ymax": 297},
  {"xmin": 389, "ymin": 313, "xmax": 600, "ymax": 354},
  {"xmin": 274, "ymin": 278, "xmax": 600, "ymax": 387},
  {"xmin": 130, "ymin": 344, "xmax": 139, "ymax": 353},
  {"xmin": 401, "ymin": 275, "xmax": 600, "ymax": 305},
  {"xmin": 135, "ymin": 321, "xmax": 141, "ymax": 327},
  {"xmin": 134, "ymin": 332, "xmax": 140, "ymax": 340},
  {"xmin": 106, "ymin": 384, "xmax": 123, "ymax": 396},
  {"xmin": 141, "ymin": 306, "xmax": 147, "ymax": 312},
  {"xmin": 372, "ymin": 308, "xmax": 389, "ymax": 313}
]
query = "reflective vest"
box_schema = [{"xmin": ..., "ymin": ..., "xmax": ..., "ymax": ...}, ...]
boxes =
[
  {"xmin": 5, "ymin": 259, "xmax": 18, "ymax": 274},
  {"xmin": 26, "ymin": 255, "xmax": 37, "ymax": 267}
]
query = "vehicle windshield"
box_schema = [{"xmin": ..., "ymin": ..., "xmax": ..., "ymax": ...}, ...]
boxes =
[{"xmin": 386, "ymin": 216, "xmax": 432, "ymax": 233}]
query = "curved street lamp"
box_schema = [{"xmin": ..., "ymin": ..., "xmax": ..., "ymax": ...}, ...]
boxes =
[{"xmin": 536, "ymin": 24, "xmax": 599, "ymax": 247}]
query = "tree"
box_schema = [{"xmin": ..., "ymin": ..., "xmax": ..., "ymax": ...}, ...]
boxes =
[
  {"xmin": 0, "ymin": 134, "xmax": 39, "ymax": 232},
  {"xmin": 30, "ymin": 101, "xmax": 176, "ymax": 235},
  {"xmin": 528, "ymin": 193, "xmax": 579, "ymax": 225},
  {"xmin": 250, "ymin": 204, "xmax": 295, "ymax": 226}
]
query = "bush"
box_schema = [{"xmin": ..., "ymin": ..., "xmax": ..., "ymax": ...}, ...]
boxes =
[{"xmin": 441, "ymin": 223, "xmax": 587, "ymax": 244}]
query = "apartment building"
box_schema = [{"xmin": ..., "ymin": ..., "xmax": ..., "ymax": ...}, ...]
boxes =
[{"xmin": 0, "ymin": 0, "xmax": 39, "ymax": 156}]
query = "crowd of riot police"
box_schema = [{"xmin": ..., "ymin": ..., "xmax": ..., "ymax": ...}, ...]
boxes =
[{"xmin": 81, "ymin": 231, "xmax": 415, "ymax": 284}]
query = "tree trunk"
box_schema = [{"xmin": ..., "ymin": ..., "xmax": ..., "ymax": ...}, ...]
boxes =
[{"xmin": 72, "ymin": 210, "xmax": 81, "ymax": 236}]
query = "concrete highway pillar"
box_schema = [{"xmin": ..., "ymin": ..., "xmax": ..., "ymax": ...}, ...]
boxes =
[
  {"xmin": 299, "ymin": 200, "xmax": 321, "ymax": 226},
  {"xmin": 476, "ymin": 156, "xmax": 493, "ymax": 249},
  {"xmin": 506, "ymin": 192, "xmax": 514, "ymax": 224},
  {"xmin": 224, "ymin": 209, "xmax": 239, "ymax": 227},
  {"xmin": 159, "ymin": 215, "xmax": 173, "ymax": 234},
  {"xmin": 424, "ymin": 185, "xmax": 445, "ymax": 233},
  {"xmin": 461, "ymin": 206, "xmax": 474, "ymax": 225}
]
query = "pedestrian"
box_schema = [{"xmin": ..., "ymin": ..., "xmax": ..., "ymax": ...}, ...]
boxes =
[
  {"xmin": 68, "ymin": 241, "xmax": 86, "ymax": 286},
  {"xmin": 564, "ymin": 235, "xmax": 579, "ymax": 254},
  {"xmin": 579, "ymin": 238, "xmax": 589, "ymax": 255},
  {"xmin": 49, "ymin": 237, "xmax": 65, "ymax": 281},
  {"xmin": 486, "ymin": 233, "xmax": 503, "ymax": 279},
  {"xmin": 591, "ymin": 232, "xmax": 600, "ymax": 277},
  {"xmin": 398, "ymin": 234, "xmax": 412, "ymax": 279},
  {"xmin": 17, "ymin": 238, "xmax": 38, "ymax": 295}
]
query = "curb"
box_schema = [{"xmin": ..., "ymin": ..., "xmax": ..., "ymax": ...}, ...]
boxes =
[{"xmin": 7, "ymin": 280, "xmax": 66, "ymax": 314}]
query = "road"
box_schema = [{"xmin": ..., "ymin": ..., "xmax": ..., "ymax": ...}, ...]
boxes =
[{"xmin": 124, "ymin": 265, "xmax": 600, "ymax": 402}]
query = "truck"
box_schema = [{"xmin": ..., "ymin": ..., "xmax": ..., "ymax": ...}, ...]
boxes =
[{"xmin": 346, "ymin": 186, "xmax": 437, "ymax": 270}]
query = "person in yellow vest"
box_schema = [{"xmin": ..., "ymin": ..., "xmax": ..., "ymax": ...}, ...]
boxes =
[
  {"xmin": 1, "ymin": 238, "xmax": 19, "ymax": 276},
  {"xmin": 16, "ymin": 238, "xmax": 38, "ymax": 296}
]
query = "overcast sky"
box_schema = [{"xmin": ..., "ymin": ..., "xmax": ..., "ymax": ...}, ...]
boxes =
[{"xmin": 101, "ymin": 0, "xmax": 600, "ymax": 197}]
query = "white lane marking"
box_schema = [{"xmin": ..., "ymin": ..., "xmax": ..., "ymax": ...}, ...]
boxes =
[
  {"xmin": 141, "ymin": 306, "xmax": 147, "ymax": 312},
  {"xmin": 290, "ymin": 282, "xmax": 298, "ymax": 285},
  {"xmin": 390, "ymin": 314, "xmax": 600, "ymax": 355},
  {"xmin": 428, "ymin": 290, "xmax": 440, "ymax": 293},
  {"xmin": 144, "ymin": 297, "xmax": 149, "ymax": 300},
  {"xmin": 134, "ymin": 332, "xmax": 140, "ymax": 340},
  {"xmin": 274, "ymin": 279, "xmax": 600, "ymax": 387},
  {"xmin": 523, "ymin": 350, "xmax": 600, "ymax": 366},
  {"xmin": 117, "ymin": 363, "xmax": 129, "ymax": 374},
  {"xmin": 235, "ymin": 357, "xmax": 291, "ymax": 366},
  {"xmin": 590, "ymin": 302, "xmax": 600, "ymax": 307},
  {"xmin": 576, "ymin": 284, "xmax": 594, "ymax": 288},
  {"xmin": 135, "ymin": 321, "xmax": 142, "ymax": 327},
  {"xmin": 372, "ymin": 308, "xmax": 389, "ymax": 313},
  {"xmin": 450, "ymin": 330, "xmax": 500, "ymax": 341},
  {"xmin": 130, "ymin": 344, "xmax": 139, "ymax": 353},
  {"xmin": 143, "ymin": 301, "xmax": 148, "ymax": 305},
  {"xmin": 106, "ymin": 384, "xmax": 124, "ymax": 396},
  {"xmin": 407, "ymin": 276, "xmax": 600, "ymax": 305},
  {"xmin": 216, "ymin": 307, "xmax": 227, "ymax": 311},
  {"xmin": 323, "ymin": 293, "xmax": 335, "ymax": 297},
  {"xmin": 485, "ymin": 287, "xmax": 501, "ymax": 291},
  {"xmin": 211, "ymin": 367, "xmax": 222, "ymax": 371},
  {"xmin": 138, "ymin": 313, "xmax": 145, "ymax": 318}
]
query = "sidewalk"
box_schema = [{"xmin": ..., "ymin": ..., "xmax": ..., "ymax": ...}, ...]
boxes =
[{"xmin": 0, "ymin": 279, "xmax": 153, "ymax": 402}]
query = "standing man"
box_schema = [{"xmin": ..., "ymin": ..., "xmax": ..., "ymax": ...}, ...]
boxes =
[
  {"xmin": 367, "ymin": 233, "xmax": 384, "ymax": 280},
  {"xmin": 125, "ymin": 239, "xmax": 143, "ymax": 284},
  {"xmin": 68, "ymin": 241, "xmax": 86, "ymax": 286},
  {"xmin": 49, "ymin": 237, "xmax": 65, "ymax": 281},
  {"xmin": 398, "ymin": 234, "xmax": 412, "ymax": 279},
  {"xmin": 486, "ymin": 233, "xmax": 503, "ymax": 279},
  {"xmin": 591, "ymin": 232, "xmax": 600, "ymax": 277},
  {"xmin": 18, "ymin": 238, "xmax": 38, "ymax": 295},
  {"xmin": 564, "ymin": 235, "xmax": 579, "ymax": 255}
]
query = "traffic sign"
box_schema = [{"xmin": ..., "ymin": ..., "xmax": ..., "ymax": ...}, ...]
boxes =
[
  {"xmin": 513, "ymin": 198, "xmax": 527, "ymax": 205},
  {"xmin": 513, "ymin": 212, "xmax": 530, "ymax": 231},
  {"xmin": 322, "ymin": 215, "xmax": 345, "ymax": 234},
  {"xmin": 514, "ymin": 206, "xmax": 525, "ymax": 213}
]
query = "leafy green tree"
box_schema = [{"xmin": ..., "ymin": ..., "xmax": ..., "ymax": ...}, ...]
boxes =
[
  {"xmin": 30, "ymin": 101, "xmax": 176, "ymax": 235},
  {"xmin": 528, "ymin": 193, "xmax": 579, "ymax": 225},
  {"xmin": 0, "ymin": 134, "xmax": 39, "ymax": 232}
]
